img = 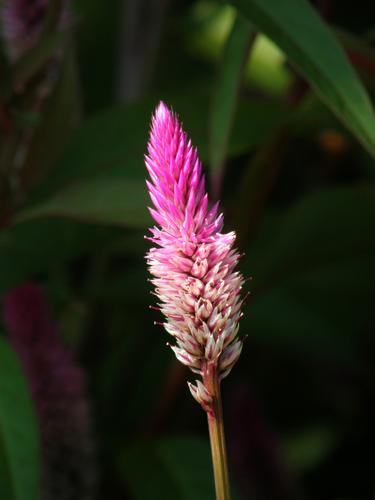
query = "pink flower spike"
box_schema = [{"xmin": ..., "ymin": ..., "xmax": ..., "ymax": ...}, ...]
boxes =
[{"xmin": 145, "ymin": 101, "xmax": 246, "ymax": 411}]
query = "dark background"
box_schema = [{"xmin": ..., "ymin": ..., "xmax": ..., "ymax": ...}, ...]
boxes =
[{"xmin": 1, "ymin": 1, "xmax": 375, "ymax": 499}]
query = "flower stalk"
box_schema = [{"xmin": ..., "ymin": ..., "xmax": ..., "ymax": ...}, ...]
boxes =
[{"xmin": 205, "ymin": 364, "xmax": 231, "ymax": 500}]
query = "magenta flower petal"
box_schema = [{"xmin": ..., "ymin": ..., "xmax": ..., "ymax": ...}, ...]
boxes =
[{"xmin": 145, "ymin": 102, "xmax": 245, "ymax": 409}]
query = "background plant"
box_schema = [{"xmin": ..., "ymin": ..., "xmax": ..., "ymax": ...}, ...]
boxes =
[{"xmin": 0, "ymin": 1, "xmax": 375, "ymax": 499}]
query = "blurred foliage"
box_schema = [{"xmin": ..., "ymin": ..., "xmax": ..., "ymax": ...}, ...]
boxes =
[{"xmin": 1, "ymin": 0, "xmax": 375, "ymax": 499}]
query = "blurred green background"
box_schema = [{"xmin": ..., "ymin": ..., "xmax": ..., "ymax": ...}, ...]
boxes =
[{"xmin": 1, "ymin": 1, "xmax": 375, "ymax": 499}]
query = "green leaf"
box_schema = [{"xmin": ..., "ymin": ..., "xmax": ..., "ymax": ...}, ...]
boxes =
[
  {"xmin": 120, "ymin": 436, "xmax": 214, "ymax": 500},
  {"xmin": 0, "ymin": 337, "xmax": 41, "ymax": 500},
  {"xmin": 209, "ymin": 14, "xmax": 254, "ymax": 188},
  {"xmin": 229, "ymin": 0, "xmax": 375, "ymax": 157},
  {"xmin": 14, "ymin": 176, "xmax": 150, "ymax": 228}
]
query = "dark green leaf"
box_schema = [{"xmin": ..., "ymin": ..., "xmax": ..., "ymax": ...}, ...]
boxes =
[
  {"xmin": 0, "ymin": 337, "xmax": 41, "ymax": 500},
  {"xmin": 229, "ymin": 0, "xmax": 375, "ymax": 157}
]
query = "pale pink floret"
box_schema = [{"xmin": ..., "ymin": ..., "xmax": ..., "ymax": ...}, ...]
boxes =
[{"xmin": 145, "ymin": 102, "xmax": 244, "ymax": 409}]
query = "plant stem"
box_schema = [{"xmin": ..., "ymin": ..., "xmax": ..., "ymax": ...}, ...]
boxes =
[{"xmin": 206, "ymin": 365, "xmax": 231, "ymax": 500}]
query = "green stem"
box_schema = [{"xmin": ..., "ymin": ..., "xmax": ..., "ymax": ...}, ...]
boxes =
[{"xmin": 206, "ymin": 365, "xmax": 231, "ymax": 500}]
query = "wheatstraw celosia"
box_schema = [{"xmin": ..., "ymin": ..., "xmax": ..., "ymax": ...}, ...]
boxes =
[{"xmin": 145, "ymin": 102, "xmax": 245, "ymax": 411}]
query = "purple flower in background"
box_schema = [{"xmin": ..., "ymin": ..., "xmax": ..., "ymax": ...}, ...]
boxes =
[
  {"xmin": 0, "ymin": 0, "xmax": 67, "ymax": 61},
  {"xmin": 145, "ymin": 102, "xmax": 245, "ymax": 411},
  {"xmin": 3, "ymin": 283, "xmax": 96, "ymax": 500}
]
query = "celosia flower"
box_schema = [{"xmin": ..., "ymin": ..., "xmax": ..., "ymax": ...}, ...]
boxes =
[
  {"xmin": 3, "ymin": 283, "xmax": 96, "ymax": 500},
  {"xmin": 145, "ymin": 102, "xmax": 245, "ymax": 411},
  {"xmin": 0, "ymin": 0, "xmax": 68, "ymax": 62}
]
